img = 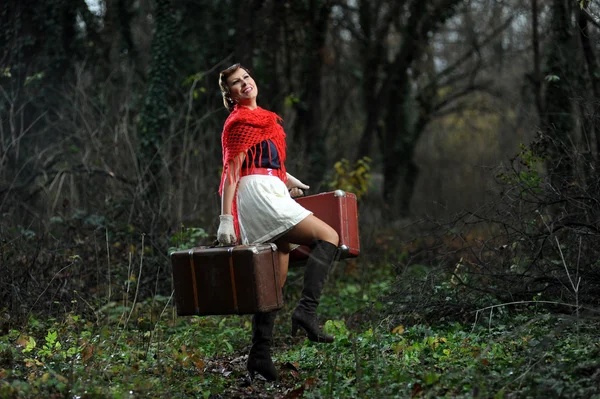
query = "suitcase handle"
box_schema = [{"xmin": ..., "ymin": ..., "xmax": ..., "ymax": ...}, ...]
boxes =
[
  {"xmin": 211, "ymin": 240, "xmax": 237, "ymax": 248},
  {"xmin": 289, "ymin": 188, "xmax": 308, "ymax": 198}
]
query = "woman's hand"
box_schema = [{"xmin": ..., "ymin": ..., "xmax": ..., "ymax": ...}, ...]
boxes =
[
  {"xmin": 289, "ymin": 187, "xmax": 305, "ymax": 198},
  {"xmin": 286, "ymin": 173, "xmax": 309, "ymax": 197},
  {"xmin": 217, "ymin": 215, "xmax": 237, "ymax": 245}
]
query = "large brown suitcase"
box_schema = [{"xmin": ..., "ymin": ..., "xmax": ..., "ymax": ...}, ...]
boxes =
[
  {"xmin": 170, "ymin": 243, "xmax": 283, "ymax": 316},
  {"xmin": 291, "ymin": 189, "xmax": 360, "ymax": 261}
]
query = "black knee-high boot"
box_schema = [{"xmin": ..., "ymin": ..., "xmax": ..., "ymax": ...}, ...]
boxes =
[
  {"xmin": 247, "ymin": 311, "xmax": 278, "ymax": 382},
  {"xmin": 291, "ymin": 240, "xmax": 337, "ymax": 343}
]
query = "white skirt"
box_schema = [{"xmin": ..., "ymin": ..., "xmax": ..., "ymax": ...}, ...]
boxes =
[{"xmin": 237, "ymin": 175, "xmax": 312, "ymax": 244}]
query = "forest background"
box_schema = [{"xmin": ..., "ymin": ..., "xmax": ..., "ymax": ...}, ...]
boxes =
[{"xmin": 2, "ymin": 0, "xmax": 600, "ymax": 398}]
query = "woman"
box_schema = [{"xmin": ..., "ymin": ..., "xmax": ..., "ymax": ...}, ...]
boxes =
[{"xmin": 217, "ymin": 63, "xmax": 339, "ymax": 382}]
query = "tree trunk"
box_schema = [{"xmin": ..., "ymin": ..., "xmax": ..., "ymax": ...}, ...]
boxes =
[
  {"xmin": 261, "ymin": 0, "xmax": 283, "ymax": 114},
  {"xmin": 577, "ymin": 5, "xmax": 600, "ymax": 169},
  {"xmin": 293, "ymin": 0, "xmax": 332, "ymax": 185},
  {"xmin": 354, "ymin": 0, "xmax": 390, "ymax": 161},
  {"xmin": 137, "ymin": 0, "xmax": 175, "ymax": 226},
  {"xmin": 491, "ymin": 0, "xmax": 505, "ymax": 73},
  {"xmin": 101, "ymin": 0, "xmax": 138, "ymax": 120},
  {"xmin": 379, "ymin": 0, "xmax": 462, "ymax": 216},
  {"xmin": 531, "ymin": 0, "xmax": 544, "ymax": 119},
  {"xmin": 543, "ymin": 0, "xmax": 576, "ymax": 183},
  {"xmin": 381, "ymin": 68, "xmax": 411, "ymax": 206},
  {"xmin": 235, "ymin": 0, "xmax": 265, "ymax": 70}
]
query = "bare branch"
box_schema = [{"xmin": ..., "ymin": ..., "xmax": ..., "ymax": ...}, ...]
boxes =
[
  {"xmin": 438, "ymin": 16, "xmax": 515, "ymax": 82},
  {"xmin": 581, "ymin": 6, "xmax": 600, "ymax": 30}
]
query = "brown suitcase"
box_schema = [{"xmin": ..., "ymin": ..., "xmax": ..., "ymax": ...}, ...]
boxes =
[
  {"xmin": 291, "ymin": 189, "xmax": 360, "ymax": 261},
  {"xmin": 170, "ymin": 243, "xmax": 283, "ymax": 316}
]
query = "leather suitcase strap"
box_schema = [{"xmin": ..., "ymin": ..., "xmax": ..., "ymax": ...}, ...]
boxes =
[
  {"xmin": 228, "ymin": 247, "xmax": 239, "ymax": 313},
  {"xmin": 188, "ymin": 249, "xmax": 200, "ymax": 313}
]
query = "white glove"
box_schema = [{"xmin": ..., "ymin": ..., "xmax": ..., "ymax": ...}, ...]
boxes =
[{"xmin": 217, "ymin": 215, "xmax": 236, "ymax": 245}]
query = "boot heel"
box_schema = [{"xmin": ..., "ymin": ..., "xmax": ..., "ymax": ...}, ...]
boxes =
[
  {"xmin": 248, "ymin": 369, "xmax": 256, "ymax": 382},
  {"xmin": 291, "ymin": 311, "xmax": 334, "ymax": 343},
  {"xmin": 247, "ymin": 359, "xmax": 278, "ymax": 382}
]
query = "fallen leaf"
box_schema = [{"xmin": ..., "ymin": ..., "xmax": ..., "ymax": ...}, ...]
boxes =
[
  {"xmin": 24, "ymin": 358, "xmax": 43, "ymax": 368},
  {"xmin": 392, "ymin": 325, "xmax": 405, "ymax": 335},
  {"xmin": 411, "ymin": 383, "xmax": 423, "ymax": 397},
  {"xmin": 304, "ymin": 377, "xmax": 317, "ymax": 388},
  {"xmin": 194, "ymin": 359, "xmax": 205, "ymax": 370},
  {"xmin": 283, "ymin": 361, "xmax": 300, "ymax": 371},
  {"xmin": 82, "ymin": 345, "xmax": 94, "ymax": 362},
  {"xmin": 15, "ymin": 335, "xmax": 29, "ymax": 347},
  {"xmin": 283, "ymin": 386, "xmax": 305, "ymax": 399}
]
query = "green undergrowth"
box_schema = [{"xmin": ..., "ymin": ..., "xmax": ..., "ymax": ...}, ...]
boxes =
[{"xmin": 1, "ymin": 261, "xmax": 599, "ymax": 398}]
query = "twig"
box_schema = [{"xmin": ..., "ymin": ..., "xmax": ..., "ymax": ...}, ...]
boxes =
[
  {"xmin": 474, "ymin": 301, "xmax": 592, "ymax": 314},
  {"xmin": 502, "ymin": 353, "xmax": 548, "ymax": 391},
  {"xmin": 124, "ymin": 234, "xmax": 145, "ymax": 330},
  {"xmin": 351, "ymin": 333, "xmax": 364, "ymax": 398},
  {"xmin": 24, "ymin": 261, "xmax": 76, "ymax": 327},
  {"xmin": 73, "ymin": 290, "xmax": 100, "ymax": 325},
  {"xmin": 105, "ymin": 228, "xmax": 111, "ymax": 303},
  {"xmin": 145, "ymin": 290, "xmax": 175, "ymax": 361},
  {"xmin": 472, "ymin": 300, "xmax": 597, "ymax": 331},
  {"xmin": 118, "ymin": 251, "xmax": 134, "ymax": 326},
  {"xmin": 555, "ymin": 236, "xmax": 581, "ymax": 336}
]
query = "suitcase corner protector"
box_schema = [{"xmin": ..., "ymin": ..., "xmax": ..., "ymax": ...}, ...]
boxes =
[
  {"xmin": 338, "ymin": 245, "xmax": 360, "ymax": 259},
  {"xmin": 339, "ymin": 244, "xmax": 349, "ymax": 256}
]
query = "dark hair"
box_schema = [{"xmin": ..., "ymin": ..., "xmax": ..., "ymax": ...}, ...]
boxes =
[{"xmin": 219, "ymin": 63, "xmax": 251, "ymax": 112}]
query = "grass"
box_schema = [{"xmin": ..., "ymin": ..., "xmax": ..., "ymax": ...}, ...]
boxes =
[{"xmin": 1, "ymin": 259, "xmax": 600, "ymax": 398}]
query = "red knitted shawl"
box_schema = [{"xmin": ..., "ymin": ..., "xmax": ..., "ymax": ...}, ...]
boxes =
[{"xmin": 219, "ymin": 105, "xmax": 288, "ymax": 238}]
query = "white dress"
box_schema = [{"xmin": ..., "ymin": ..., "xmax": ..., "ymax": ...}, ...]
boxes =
[{"xmin": 236, "ymin": 174, "xmax": 312, "ymax": 244}]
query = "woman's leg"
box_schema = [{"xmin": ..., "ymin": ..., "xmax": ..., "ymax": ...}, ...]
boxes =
[
  {"xmin": 246, "ymin": 241, "xmax": 292, "ymax": 383},
  {"xmin": 274, "ymin": 239, "xmax": 290, "ymax": 288},
  {"xmin": 280, "ymin": 215, "xmax": 339, "ymax": 343},
  {"xmin": 247, "ymin": 311, "xmax": 278, "ymax": 382},
  {"xmin": 245, "ymin": 239, "xmax": 291, "ymax": 382},
  {"xmin": 275, "ymin": 214, "xmax": 339, "ymax": 289},
  {"xmin": 281, "ymin": 214, "xmax": 339, "ymax": 247}
]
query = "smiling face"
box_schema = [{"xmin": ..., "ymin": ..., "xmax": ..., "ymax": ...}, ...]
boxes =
[{"xmin": 226, "ymin": 67, "xmax": 258, "ymax": 109}]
